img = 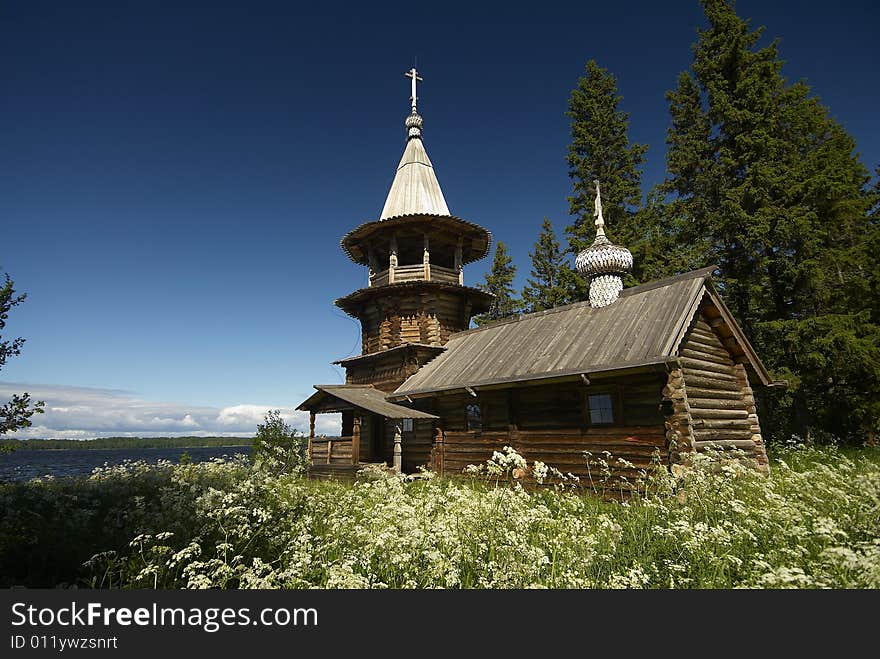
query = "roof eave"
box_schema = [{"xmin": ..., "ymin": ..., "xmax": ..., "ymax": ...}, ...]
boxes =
[
  {"xmin": 334, "ymin": 282, "xmax": 495, "ymax": 318},
  {"xmin": 332, "ymin": 343, "xmax": 446, "ymax": 366},
  {"xmin": 297, "ymin": 385, "xmax": 439, "ymax": 419},
  {"xmin": 339, "ymin": 214, "xmax": 492, "ymax": 266},
  {"xmin": 390, "ymin": 357, "xmax": 677, "ymax": 400}
]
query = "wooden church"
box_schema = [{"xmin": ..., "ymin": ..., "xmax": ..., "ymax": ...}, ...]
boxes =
[{"xmin": 297, "ymin": 69, "xmax": 773, "ymax": 484}]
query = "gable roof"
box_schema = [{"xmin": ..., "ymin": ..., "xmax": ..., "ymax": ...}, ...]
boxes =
[
  {"xmin": 390, "ymin": 267, "xmax": 771, "ymax": 398},
  {"xmin": 297, "ymin": 385, "xmax": 438, "ymax": 419}
]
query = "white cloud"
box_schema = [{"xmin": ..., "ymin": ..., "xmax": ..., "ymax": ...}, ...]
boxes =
[
  {"xmin": 0, "ymin": 382, "xmax": 342, "ymax": 439},
  {"xmin": 216, "ymin": 404, "xmax": 275, "ymax": 427}
]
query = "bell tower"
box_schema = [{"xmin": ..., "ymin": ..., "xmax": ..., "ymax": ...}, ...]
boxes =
[{"xmin": 334, "ymin": 69, "xmax": 493, "ymax": 391}]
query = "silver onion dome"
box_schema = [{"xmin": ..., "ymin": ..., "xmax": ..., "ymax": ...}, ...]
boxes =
[
  {"xmin": 575, "ymin": 236, "xmax": 634, "ymax": 278},
  {"xmin": 405, "ymin": 111, "xmax": 423, "ymax": 139},
  {"xmin": 575, "ymin": 181, "xmax": 633, "ymax": 308}
]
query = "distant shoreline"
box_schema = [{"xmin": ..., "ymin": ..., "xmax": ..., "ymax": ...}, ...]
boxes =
[{"xmin": 0, "ymin": 437, "xmax": 254, "ymax": 451}]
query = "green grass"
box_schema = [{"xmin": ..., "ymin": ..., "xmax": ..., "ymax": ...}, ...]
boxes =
[{"xmin": 1, "ymin": 445, "xmax": 878, "ymax": 588}]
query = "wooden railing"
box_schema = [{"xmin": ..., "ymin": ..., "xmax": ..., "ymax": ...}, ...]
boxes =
[
  {"xmin": 370, "ymin": 270, "xmax": 391, "ymax": 287},
  {"xmin": 369, "ymin": 264, "xmax": 461, "ymax": 287},
  {"xmin": 309, "ymin": 436, "xmax": 353, "ymax": 465},
  {"xmin": 430, "ymin": 265, "xmax": 461, "ymax": 284}
]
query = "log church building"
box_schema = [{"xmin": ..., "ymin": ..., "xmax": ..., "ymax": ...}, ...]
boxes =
[{"xmin": 297, "ymin": 69, "xmax": 773, "ymax": 483}]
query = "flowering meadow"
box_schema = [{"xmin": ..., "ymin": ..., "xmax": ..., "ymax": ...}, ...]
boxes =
[{"xmin": 1, "ymin": 445, "xmax": 878, "ymax": 588}]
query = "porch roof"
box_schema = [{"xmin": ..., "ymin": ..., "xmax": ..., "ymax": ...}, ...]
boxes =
[{"xmin": 296, "ymin": 385, "xmax": 438, "ymax": 419}]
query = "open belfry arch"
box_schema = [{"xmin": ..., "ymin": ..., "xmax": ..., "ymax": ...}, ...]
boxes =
[{"xmin": 298, "ymin": 69, "xmax": 775, "ymax": 483}]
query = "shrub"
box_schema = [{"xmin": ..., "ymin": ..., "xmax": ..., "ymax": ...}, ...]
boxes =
[
  {"xmin": 252, "ymin": 409, "xmax": 307, "ymax": 476},
  {"xmin": 1, "ymin": 445, "xmax": 878, "ymax": 588}
]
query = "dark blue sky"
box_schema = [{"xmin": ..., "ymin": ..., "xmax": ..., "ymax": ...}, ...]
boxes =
[{"xmin": 2, "ymin": 0, "xmax": 877, "ymax": 436}]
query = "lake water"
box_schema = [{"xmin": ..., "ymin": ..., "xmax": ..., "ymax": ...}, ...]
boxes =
[{"xmin": 0, "ymin": 446, "xmax": 252, "ymax": 482}]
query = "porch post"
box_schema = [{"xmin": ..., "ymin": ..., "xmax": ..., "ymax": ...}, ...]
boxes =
[
  {"xmin": 432, "ymin": 426, "xmax": 444, "ymax": 475},
  {"xmin": 389, "ymin": 234, "xmax": 398, "ymax": 284},
  {"xmin": 368, "ymin": 249, "xmax": 378, "ymax": 287},
  {"xmin": 352, "ymin": 414, "xmax": 361, "ymax": 466},
  {"xmin": 455, "ymin": 236, "xmax": 463, "ymax": 285},
  {"xmin": 393, "ymin": 422, "xmax": 403, "ymax": 472},
  {"xmin": 423, "ymin": 234, "xmax": 430, "ymax": 281},
  {"xmin": 308, "ymin": 411, "xmax": 315, "ymax": 464}
]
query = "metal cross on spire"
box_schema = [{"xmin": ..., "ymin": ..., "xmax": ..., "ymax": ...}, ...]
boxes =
[{"xmin": 405, "ymin": 67, "xmax": 423, "ymax": 113}]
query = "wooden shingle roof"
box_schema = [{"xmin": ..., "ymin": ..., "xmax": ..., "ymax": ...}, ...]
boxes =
[
  {"xmin": 380, "ymin": 134, "xmax": 449, "ymax": 220},
  {"xmin": 297, "ymin": 385, "xmax": 438, "ymax": 419},
  {"xmin": 390, "ymin": 267, "xmax": 770, "ymax": 398}
]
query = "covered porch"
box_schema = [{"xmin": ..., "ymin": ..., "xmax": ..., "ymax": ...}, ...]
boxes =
[{"xmin": 296, "ymin": 384, "xmax": 438, "ymax": 478}]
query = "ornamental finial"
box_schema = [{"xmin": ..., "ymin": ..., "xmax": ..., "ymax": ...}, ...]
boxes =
[
  {"xmin": 575, "ymin": 179, "xmax": 633, "ymax": 308},
  {"xmin": 593, "ymin": 179, "xmax": 606, "ymax": 240},
  {"xmin": 404, "ymin": 68, "xmax": 424, "ymax": 140}
]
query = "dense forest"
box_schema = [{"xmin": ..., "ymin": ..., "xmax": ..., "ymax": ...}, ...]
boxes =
[{"xmin": 476, "ymin": 0, "xmax": 880, "ymax": 446}]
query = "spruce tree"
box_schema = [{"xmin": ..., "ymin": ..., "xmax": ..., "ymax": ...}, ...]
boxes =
[
  {"xmin": 522, "ymin": 219, "xmax": 569, "ymax": 313},
  {"xmin": 664, "ymin": 0, "xmax": 879, "ymax": 443},
  {"xmin": 564, "ymin": 60, "xmax": 651, "ymax": 299},
  {"xmin": 474, "ymin": 242, "xmax": 521, "ymax": 326}
]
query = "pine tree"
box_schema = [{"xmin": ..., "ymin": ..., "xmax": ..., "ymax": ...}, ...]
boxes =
[
  {"xmin": 664, "ymin": 0, "xmax": 879, "ymax": 443},
  {"xmin": 522, "ymin": 219, "xmax": 569, "ymax": 313},
  {"xmin": 474, "ymin": 242, "xmax": 521, "ymax": 326},
  {"xmin": 564, "ymin": 60, "xmax": 651, "ymax": 298}
]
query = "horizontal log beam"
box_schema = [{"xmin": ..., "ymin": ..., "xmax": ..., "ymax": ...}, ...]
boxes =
[
  {"xmin": 691, "ymin": 417, "xmax": 752, "ymax": 429},
  {"xmin": 694, "ymin": 439, "xmax": 757, "ymax": 450},
  {"xmin": 684, "ymin": 386, "xmax": 744, "ymax": 400},
  {"xmin": 680, "ymin": 358, "xmax": 739, "ymax": 377},
  {"xmin": 679, "ymin": 348, "xmax": 733, "ymax": 365},
  {"xmin": 681, "ymin": 375, "xmax": 741, "ymax": 391},
  {"xmin": 692, "ymin": 429, "xmax": 755, "ymax": 441},
  {"xmin": 689, "ymin": 407, "xmax": 749, "ymax": 419},
  {"xmin": 687, "ymin": 397, "xmax": 750, "ymax": 410},
  {"xmin": 681, "ymin": 365, "xmax": 740, "ymax": 382},
  {"xmin": 690, "ymin": 325, "xmax": 720, "ymax": 340}
]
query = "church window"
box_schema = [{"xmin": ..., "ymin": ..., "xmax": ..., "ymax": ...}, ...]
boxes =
[
  {"xmin": 466, "ymin": 403, "xmax": 482, "ymax": 431},
  {"xmin": 588, "ymin": 394, "xmax": 615, "ymax": 425}
]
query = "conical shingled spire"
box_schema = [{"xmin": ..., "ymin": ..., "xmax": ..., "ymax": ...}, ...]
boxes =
[{"xmin": 379, "ymin": 69, "xmax": 450, "ymax": 220}]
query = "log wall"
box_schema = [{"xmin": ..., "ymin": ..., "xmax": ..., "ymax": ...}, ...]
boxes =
[
  {"xmin": 344, "ymin": 352, "xmax": 424, "ymax": 393},
  {"xmin": 430, "ymin": 377, "xmax": 669, "ymax": 483},
  {"xmin": 677, "ymin": 310, "xmax": 769, "ymax": 472},
  {"xmin": 358, "ymin": 289, "xmax": 471, "ymax": 354},
  {"xmin": 662, "ymin": 365, "xmax": 696, "ymax": 465}
]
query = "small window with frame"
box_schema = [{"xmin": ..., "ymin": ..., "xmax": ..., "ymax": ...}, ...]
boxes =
[
  {"xmin": 402, "ymin": 418, "xmax": 414, "ymax": 433},
  {"xmin": 466, "ymin": 403, "xmax": 483, "ymax": 432},
  {"xmin": 587, "ymin": 393, "xmax": 615, "ymax": 425}
]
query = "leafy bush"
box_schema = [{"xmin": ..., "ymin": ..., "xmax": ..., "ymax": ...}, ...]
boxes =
[
  {"xmin": 252, "ymin": 410, "xmax": 307, "ymax": 476},
  {"xmin": 1, "ymin": 446, "xmax": 878, "ymax": 588}
]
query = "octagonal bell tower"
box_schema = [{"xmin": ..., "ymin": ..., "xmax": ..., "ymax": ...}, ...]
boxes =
[{"xmin": 334, "ymin": 69, "xmax": 493, "ymax": 392}]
